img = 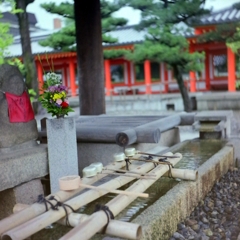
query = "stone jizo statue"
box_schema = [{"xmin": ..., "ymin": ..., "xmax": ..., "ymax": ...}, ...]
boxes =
[{"xmin": 0, "ymin": 64, "xmax": 38, "ymax": 149}]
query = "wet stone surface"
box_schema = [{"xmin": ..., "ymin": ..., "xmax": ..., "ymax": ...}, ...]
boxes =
[{"xmin": 169, "ymin": 168, "xmax": 240, "ymax": 240}]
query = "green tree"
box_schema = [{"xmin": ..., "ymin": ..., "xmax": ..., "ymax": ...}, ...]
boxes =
[
  {"xmin": 123, "ymin": 0, "xmax": 210, "ymax": 112},
  {"xmin": 226, "ymin": 27, "xmax": 240, "ymax": 89},
  {"xmin": 39, "ymin": 0, "xmax": 128, "ymax": 58},
  {"xmin": 0, "ymin": 0, "xmax": 24, "ymax": 72},
  {"xmin": 15, "ymin": 0, "xmax": 38, "ymax": 95},
  {"xmin": 227, "ymin": 27, "xmax": 240, "ymax": 54},
  {"xmin": 0, "ymin": 14, "xmax": 13, "ymax": 64}
]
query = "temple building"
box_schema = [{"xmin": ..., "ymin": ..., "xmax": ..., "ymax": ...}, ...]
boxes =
[{"xmin": 6, "ymin": 3, "xmax": 240, "ymax": 97}]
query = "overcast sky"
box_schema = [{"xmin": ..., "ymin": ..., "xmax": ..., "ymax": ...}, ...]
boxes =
[{"xmin": 27, "ymin": 0, "xmax": 240, "ymax": 30}]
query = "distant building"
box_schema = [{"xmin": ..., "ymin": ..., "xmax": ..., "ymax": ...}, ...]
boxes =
[{"xmin": 1, "ymin": 11, "xmax": 41, "ymax": 36}]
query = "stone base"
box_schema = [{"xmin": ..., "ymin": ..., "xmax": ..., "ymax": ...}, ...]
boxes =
[
  {"xmin": 0, "ymin": 179, "xmax": 44, "ymax": 220},
  {"xmin": 0, "ymin": 144, "xmax": 48, "ymax": 191}
]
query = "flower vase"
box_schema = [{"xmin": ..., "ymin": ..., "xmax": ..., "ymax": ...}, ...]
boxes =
[{"xmin": 56, "ymin": 114, "xmax": 65, "ymax": 119}]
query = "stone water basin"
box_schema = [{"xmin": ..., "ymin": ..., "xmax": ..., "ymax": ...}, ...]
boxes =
[{"xmin": 30, "ymin": 139, "xmax": 233, "ymax": 240}]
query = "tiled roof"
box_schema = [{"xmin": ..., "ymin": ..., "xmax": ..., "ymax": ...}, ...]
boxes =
[
  {"xmin": 7, "ymin": 26, "xmax": 145, "ymax": 56},
  {"xmin": 192, "ymin": 3, "xmax": 240, "ymax": 26},
  {"xmin": 103, "ymin": 25, "xmax": 146, "ymax": 46},
  {"xmin": 2, "ymin": 12, "xmax": 37, "ymax": 25},
  {"xmin": 7, "ymin": 29, "xmax": 59, "ymax": 56}
]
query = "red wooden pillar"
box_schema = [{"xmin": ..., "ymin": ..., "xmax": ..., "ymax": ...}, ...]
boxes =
[
  {"xmin": 189, "ymin": 45, "xmax": 196, "ymax": 92},
  {"xmin": 36, "ymin": 61, "xmax": 44, "ymax": 93},
  {"xmin": 227, "ymin": 47, "xmax": 236, "ymax": 92},
  {"xmin": 69, "ymin": 59, "xmax": 76, "ymax": 96},
  {"xmin": 189, "ymin": 71, "xmax": 196, "ymax": 92},
  {"xmin": 144, "ymin": 60, "xmax": 151, "ymax": 94},
  {"xmin": 127, "ymin": 61, "xmax": 132, "ymax": 88},
  {"xmin": 63, "ymin": 66, "xmax": 68, "ymax": 87},
  {"xmin": 104, "ymin": 59, "xmax": 112, "ymax": 96},
  {"xmin": 164, "ymin": 64, "xmax": 169, "ymax": 93},
  {"xmin": 205, "ymin": 50, "xmax": 210, "ymax": 91}
]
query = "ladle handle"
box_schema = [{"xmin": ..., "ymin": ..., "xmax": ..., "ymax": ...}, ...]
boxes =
[
  {"xmin": 79, "ymin": 183, "xmax": 149, "ymax": 198},
  {"xmin": 137, "ymin": 151, "xmax": 178, "ymax": 158},
  {"xmin": 103, "ymin": 168, "xmax": 156, "ymax": 177},
  {"xmin": 102, "ymin": 171, "xmax": 156, "ymax": 180}
]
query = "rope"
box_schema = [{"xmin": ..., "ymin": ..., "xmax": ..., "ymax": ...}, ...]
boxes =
[
  {"xmin": 49, "ymin": 196, "xmax": 76, "ymax": 227},
  {"xmin": 158, "ymin": 158, "xmax": 174, "ymax": 178},
  {"xmin": 94, "ymin": 203, "xmax": 114, "ymax": 233},
  {"xmin": 128, "ymin": 153, "xmax": 176, "ymax": 178},
  {"xmin": 125, "ymin": 158, "xmax": 131, "ymax": 171},
  {"xmin": 144, "ymin": 155, "xmax": 158, "ymax": 167},
  {"xmin": 37, "ymin": 194, "xmax": 56, "ymax": 211},
  {"xmin": 144, "ymin": 155, "xmax": 174, "ymax": 177},
  {"xmin": 37, "ymin": 195, "xmax": 76, "ymax": 227}
]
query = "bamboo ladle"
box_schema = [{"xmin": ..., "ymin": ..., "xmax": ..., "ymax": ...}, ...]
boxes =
[{"xmin": 59, "ymin": 175, "xmax": 149, "ymax": 198}]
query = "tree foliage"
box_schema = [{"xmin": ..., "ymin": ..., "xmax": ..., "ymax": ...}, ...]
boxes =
[
  {"xmin": 197, "ymin": 21, "xmax": 240, "ymax": 56},
  {"xmin": 0, "ymin": 0, "xmax": 24, "ymax": 72},
  {"xmin": 14, "ymin": 0, "xmax": 38, "ymax": 95},
  {"xmin": 227, "ymin": 27, "xmax": 240, "ymax": 55},
  {"xmin": 0, "ymin": 17, "xmax": 13, "ymax": 64},
  {"xmin": 198, "ymin": 23, "xmax": 240, "ymax": 44},
  {"xmin": 196, "ymin": 3, "xmax": 240, "ymax": 53},
  {"xmin": 123, "ymin": 0, "xmax": 210, "ymax": 112},
  {"xmin": 39, "ymin": 0, "xmax": 128, "ymax": 58}
]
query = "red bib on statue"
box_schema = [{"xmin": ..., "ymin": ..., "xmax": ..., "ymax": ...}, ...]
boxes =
[{"xmin": 5, "ymin": 91, "xmax": 35, "ymax": 123}]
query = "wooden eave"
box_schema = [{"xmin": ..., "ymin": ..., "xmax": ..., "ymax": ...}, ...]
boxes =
[
  {"xmin": 35, "ymin": 51, "xmax": 76, "ymax": 61},
  {"xmin": 103, "ymin": 44, "xmax": 134, "ymax": 51}
]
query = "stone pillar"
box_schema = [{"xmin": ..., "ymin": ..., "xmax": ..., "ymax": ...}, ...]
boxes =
[{"xmin": 46, "ymin": 118, "xmax": 79, "ymax": 193}]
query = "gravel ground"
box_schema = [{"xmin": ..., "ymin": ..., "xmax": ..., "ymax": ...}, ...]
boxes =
[{"xmin": 170, "ymin": 168, "xmax": 240, "ymax": 240}]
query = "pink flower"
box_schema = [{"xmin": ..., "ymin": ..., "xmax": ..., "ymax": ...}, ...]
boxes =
[{"xmin": 56, "ymin": 99, "xmax": 62, "ymax": 105}]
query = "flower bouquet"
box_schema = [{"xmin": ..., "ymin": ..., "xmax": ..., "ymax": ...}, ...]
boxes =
[{"xmin": 39, "ymin": 72, "xmax": 74, "ymax": 118}]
